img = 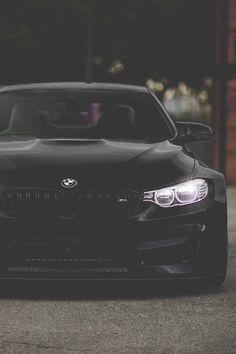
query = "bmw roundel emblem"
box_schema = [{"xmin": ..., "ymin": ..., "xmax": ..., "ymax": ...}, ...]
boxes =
[{"xmin": 61, "ymin": 178, "xmax": 78, "ymax": 189}]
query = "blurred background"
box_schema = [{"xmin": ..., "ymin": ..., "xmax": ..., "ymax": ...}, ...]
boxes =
[{"xmin": 0, "ymin": 0, "xmax": 235, "ymax": 184}]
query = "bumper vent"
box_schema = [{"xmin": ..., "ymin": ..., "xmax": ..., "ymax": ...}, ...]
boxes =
[
  {"xmin": 1, "ymin": 243, "xmax": 138, "ymax": 279},
  {"xmin": 7, "ymin": 265, "xmax": 129, "ymax": 274}
]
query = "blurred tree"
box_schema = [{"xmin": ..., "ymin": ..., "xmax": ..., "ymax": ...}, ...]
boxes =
[{"xmin": 0, "ymin": 0, "xmax": 215, "ymax": 87}]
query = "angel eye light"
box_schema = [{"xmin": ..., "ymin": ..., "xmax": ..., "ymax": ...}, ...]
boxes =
[
  {"xmin": 175, "ymin": 183, "xmax": 198, "ymax": 203},
  {"xmin": 155, "ymin": 188, "xmax": 175, "ymax": 207},
  {"xmin": 143, "ymin": 179, "xmax": 208, "ymax": 208}
]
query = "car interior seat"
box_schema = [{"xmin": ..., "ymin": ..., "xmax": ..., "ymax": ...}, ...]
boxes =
[
  {"xmin": 97, "ymin": 105, "xmax": 136, "ymax": 136},
  {"xmin": 2, "ymin": 103, "xmax": 46, "ymax": 135}
]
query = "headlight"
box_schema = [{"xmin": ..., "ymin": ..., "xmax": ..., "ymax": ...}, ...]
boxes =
[{"xmin": 143, "ymin": 179, "xmax": 208, "ymax": 208}]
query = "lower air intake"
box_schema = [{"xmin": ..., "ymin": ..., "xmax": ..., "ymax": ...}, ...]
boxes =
[
  {"xmin": 1, "ymin": 243, "xmax": 138, "ymax": 278},
  {"xmin": 7, "ymin": 265, "xmax": 129, "ymax": 274}
]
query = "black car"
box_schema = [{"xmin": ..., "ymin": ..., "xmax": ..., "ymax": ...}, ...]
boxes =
[{"xmin": 0, "ymin": 82, "xmax": 227, "ymax": 284}]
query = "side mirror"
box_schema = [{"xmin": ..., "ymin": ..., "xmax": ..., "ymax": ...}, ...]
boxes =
[{"xmin": 175, "ymin": 121, "xmax": 213, "ymax": 143}]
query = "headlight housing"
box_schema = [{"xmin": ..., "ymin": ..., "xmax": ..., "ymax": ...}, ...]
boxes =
[{"xmin": 143, "ymin": 179, "xmax": 208, "ymax": 208}]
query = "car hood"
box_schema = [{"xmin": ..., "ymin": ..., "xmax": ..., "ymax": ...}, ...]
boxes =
[{"xmin": 0, "ymin": 138, "xmax": 194, "ymax": 190}]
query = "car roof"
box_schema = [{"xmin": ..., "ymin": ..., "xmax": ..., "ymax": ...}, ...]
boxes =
[{"xmin": 0, "ymin": 82, "xmax": 147, "ymax": 94}]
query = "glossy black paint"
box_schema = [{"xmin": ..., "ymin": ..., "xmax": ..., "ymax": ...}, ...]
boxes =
[
  {"xmin": 0, "ymin": 138, "xmax": 194, "ymax": 190},
  {"xmin": 175, "ymin": 121, "xmax": 214, "ymax": 143},
  {"xmin": 0, "ymin": 83, "xmax": 227, "ymax": 283}
]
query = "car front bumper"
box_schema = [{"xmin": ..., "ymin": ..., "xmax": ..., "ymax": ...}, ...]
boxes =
[{"xmin": 0, "ymin": 193, "xmax": 227, "ymax": 281}]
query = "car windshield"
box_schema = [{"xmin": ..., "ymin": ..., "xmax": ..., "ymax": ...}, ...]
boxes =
[{"xmin": 0, "ymin": 90, "xmax": 171, "ymax": 141}]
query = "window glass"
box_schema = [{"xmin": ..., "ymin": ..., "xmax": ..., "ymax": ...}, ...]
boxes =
[{"xmin": 0, "ymin": 91, "xmax": 171, "ymax": 141}]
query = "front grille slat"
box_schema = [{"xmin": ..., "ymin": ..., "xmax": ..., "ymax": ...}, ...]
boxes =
[{"xmin": 2, "ymin": 189, "xmax": 136, "ymax": 217}]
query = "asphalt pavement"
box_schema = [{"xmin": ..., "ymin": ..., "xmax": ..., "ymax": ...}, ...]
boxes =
[{"xmin": 0, "ymin": 188, "xmax": 235, "ymax": 354}]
